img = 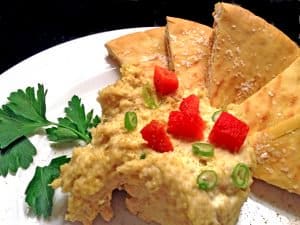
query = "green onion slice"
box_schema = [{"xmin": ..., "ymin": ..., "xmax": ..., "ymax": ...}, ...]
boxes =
[
  {"xmin": 124, "ymin": 111, "xmax": 137, "ymax": 131},
  {"xmin": 142, "ymin": 83, "xmax": 159, "ymax": 109},
  {"xmin": 196, "ymin": 170, "xmax": 218, "ymax": 191},
  {"xmin": 211, "ymin": 110, "xmax": 222, "ymax": 122},
  {"xmin": 192, "ymin": 143, "xmax": 214, "ymax": 157},
  {"xmin": 231, "ymin": 163, "xmax": 250, "ymax": 189},
  {"xmin": 140, "ymin": 152, "xmax": 146, "ymax": 159}
]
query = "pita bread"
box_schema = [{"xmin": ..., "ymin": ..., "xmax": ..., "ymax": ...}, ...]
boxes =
[
  {"xmin": 250, "ymin": 114, "xmax": 300, "ymax": 194},
  {"xmin": 166, "ymin": 17, "xmax": 212, "ymax": 90},
  {"xmin": 208, "ymin": 3, "xmax": 299, "ymax": 107},
  {"xmin": 229, "ymin": 56, "xmax": 300, "ymax": 134},
  {"xmin": 105, "ymin": 27, "xmax": 167, "ymax": 68}
]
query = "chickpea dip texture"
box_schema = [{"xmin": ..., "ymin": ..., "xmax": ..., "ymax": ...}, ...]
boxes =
[{"xmin": 52, "ymin": 64, "xmax": 255, "ymax": 225}]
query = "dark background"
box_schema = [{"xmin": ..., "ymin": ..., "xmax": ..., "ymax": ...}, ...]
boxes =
[{"xmin": 0, "ymin": 0, "xmax": 299, "ymax": 74}]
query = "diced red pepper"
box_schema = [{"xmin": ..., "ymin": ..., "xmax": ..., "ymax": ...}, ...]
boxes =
[
  {"xmin": 154, "ymin": 66, "xmax": 179, "ymax": 95},
  {"xmin": 179, "ymin": 94, "xmax": 199, "ymax": 115},
  {"xmin": 167, "ymin": 111, "xmax": 205, "ymax": 141},
  {"xmin": 208, "ymin": 112, "xmax": 249, "ymax": 153},
  {"xmin": 141, "ymin": 120, "xmax": 173, "ymax": 152}
]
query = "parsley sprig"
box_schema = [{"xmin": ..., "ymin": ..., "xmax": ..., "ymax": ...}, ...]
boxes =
[
  {"xmin": 0, "ymin": 84, "xmax": 100, "ymax": 176},
  {"xmin": 25, "ymin": 156, "xmax": 70, "ymax": 217},
  {"xmin": 0, "ymin": 84, "xmax": 101, "ymax": 218}
]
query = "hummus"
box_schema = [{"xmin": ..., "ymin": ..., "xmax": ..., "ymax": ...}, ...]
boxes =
[{"xmin": 53, "ymin": 64, "xmax": 255, "ymax": 225}]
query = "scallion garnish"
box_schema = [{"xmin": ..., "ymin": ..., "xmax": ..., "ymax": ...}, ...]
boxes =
[
  {"xmin": 231, "ymin": 163, "xmax": 250, "ymax": 189},
  {"xmin": 142, "ymin": 83, "xmax": 158, "ymax": 109},
  {"xmin": 196, "ymin": 170, "xmax": 218, "ymax": 191},
  {"xmin": 211, "ymin": 110, "xmax": 222, "ymax": 122},
  {"xmin": 140, "ymin": 152, "xmax": 146, "ymax": 159},
  {"xmin": 124, "ymin": 111, "xmax": 137, "ymax": 131},
  {"xmin": 192, "ymin": 143, "xmax": 214, "ymax": 157}
]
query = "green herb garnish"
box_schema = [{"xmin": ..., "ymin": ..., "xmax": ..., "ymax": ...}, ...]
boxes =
[
  {"xmin": 46, "ymin": 96, "xmax": 100, "ymax": 143},
  {"xmin": 142, "ymin": 83, "xmax": 159, "ymax": 109},
  {"xmin": 124, "ymin": 111, "xmax": 137, "ymax": 131},
  {"xmin": 231, "ymin": 163, "xmax": 250, "ymax": 189},
  {"xmin": 192, "ymin": 142, "xmax": 214, "ymax": 157},
  {"xmin": 0, "ymin": 137, "xmax": 36, "ymax": 176},
  {"xmin": 140, "ymin": 152, "xmax": 146, "ymax": 159},
  {"xmin": 197, "ymin": 170, "xmax": 218, "ymax": 191},
  {"xmin": 211, "ymin": 110, "xmax": 222, "ymax": 122},
  {"xmin": 25, "ymin": 156, "xmax": 70, "ymax": 218}
]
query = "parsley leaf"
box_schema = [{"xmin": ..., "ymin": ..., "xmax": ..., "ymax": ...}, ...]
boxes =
[
  {"xmin": 46, "ymin": 95, "xmax": 100, "ymax": 143},
  {"xmin": 0, "ymin": 137, "xmax": 36, "ymax": 176},
  {"xmin": 0, "ymin": 84, "xmax": 50, "ymax": 148},
  {"xmin": 25, "ymin": 155, "xmax": 70, "ymax": 218}
]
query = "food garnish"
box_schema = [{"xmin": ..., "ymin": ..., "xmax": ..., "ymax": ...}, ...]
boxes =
[
  {"xmin": 124, "ymin": 111, "xmax": 137, "ymax": 131},
  {"xmin": 142, "ymin": 83, "xmax": 159, "ymax": 109},
  {"xmin": 0, "ymin": 84, "xmax": 100, "ymax": 218},
  {"xmin": 140, "ymin": 152, "xmax": 146, "ymax": 159},
  {"xmin": 231, "ymin": 163, "xmax": 250, "ymax": 189},
  {"xmin": 154, "ymin": 65, "xmax": 179, "ymax": 95},
  {"xmin": 141, "ymin": 120, "xmax": 173, "ymax": 152},
  {"xmin": 211, "ymin": 110, "xmax": 222, "ymax": 122},
  {"xmin": 197, "ymin": 170, "xmax": 218, "ymax": 191},
  {"xmin": 179, "ymin": 94, "xmax": 199, "ymax": 115},
  {"xmin": 192, "ymin": 142, "xmax": 214, "ymax": 157},
  {"xmin": 0, "ymin": 84, "xmax": 50, "ymax": 149},
  {"xmin": 46, "ymin": 95, "xmax": 100, "ymax": 143},
  {"xmin": 0, "ymin": 137, "xmax": 36, "ymax": 176},
  {"xmin": 25, "ymin": 156, "xmax": 70, "ymax": 217},
  {"xmin": 208, "ymin": 112, "xmax": 249, "ymax": 153},
  {"xmin": 167, "ymin": 95, "xmax": 205, "ymax": 140}
]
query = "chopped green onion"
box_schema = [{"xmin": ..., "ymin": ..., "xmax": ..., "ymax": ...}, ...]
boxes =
[
  {"xmin": 196, "ymin": 170, "xmax": 218, "ymax": 191},
  {"xmin": 140, "ymin": 152, "xmax": 146, "ymax": 159},
  {"xmin": 124, "ymin": 111, "xmax": 137, "ymax": 131},
  {"xmin": 142, "ymin": 83, "xmax": 158, "ymax": 109},
  {"xmin": 212, "ymin": 110, "xmax": 222, "ymax": 122},
  {"xmin": 192, "ymin": 143, "xmax": 214, "ymax": 157},
  {"xmin": 231, "ymin": 163, "xmax": 250, "ymax": 189}
]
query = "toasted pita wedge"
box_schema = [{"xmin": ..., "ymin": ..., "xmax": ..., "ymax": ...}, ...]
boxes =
[
  {"xmin": 208, "ymin": 2, "xmax": 299, "ymax": 107},
  {"xmin": 251, "ymin": 114, "xmax": 300, "ymax": 194},
  {"xmin": 166, "ymin": 17, "xmax": 212, "ymax": 90},
  {"xmin": 229, "ymin": 56, "xmax": 300, "ymax": 134},
  {"xmin": 105, "ymin": 27, "xmax": 167, "ymax": 68}
]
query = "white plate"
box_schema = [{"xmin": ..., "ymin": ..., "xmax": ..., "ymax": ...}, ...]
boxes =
[{"xmin": 0, "ymin": 28, "xmax": 299, "ymax": 225}]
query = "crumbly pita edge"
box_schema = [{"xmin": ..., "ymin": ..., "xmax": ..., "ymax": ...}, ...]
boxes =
[{"xmin": 208, "ymin": 2, "xmax": 299, "ymax": 108}]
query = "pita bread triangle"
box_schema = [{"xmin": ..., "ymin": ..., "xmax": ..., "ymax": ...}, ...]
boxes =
[
  {"xmin": 105, "ymin": 27, "xmax": 167, "ymax": 69},
  {"xmin": 230, "ymin": 57, "xmax": 300, "ymax": 194},
  {"xmin": 250, "ymin": 113, "xmax": 300, "ymax": 194},
  {"xmin": 166, "ymin": 17, "xmax": 212, "ymax": 91},
  {"xmin": 208, "ymin": 2, "xmax": 299, "ymax": 108},
  {"xmin": 229, "ymin": 56, "xmax": 300, "ymax": 134}
]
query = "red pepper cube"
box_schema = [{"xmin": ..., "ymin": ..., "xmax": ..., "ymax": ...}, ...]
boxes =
[
  {"xmin": 208, "ymin": 112, "xmax": 249, "ymax": 153},
  {"xmin": 154, "ymin": 66, "xmax": 179, "ymax": 95},
  {"xmin": 167, "ymin": 111, "xmax": 205, "ymax": 141},
  {"xmin": 179, "ymin": 94, "xmax": 199, "ymax": 115},
  {"xmin": 141, "ymin": 120, "xmax": 173, "ymax": 152}
]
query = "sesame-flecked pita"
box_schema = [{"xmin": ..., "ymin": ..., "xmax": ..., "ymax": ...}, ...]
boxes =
[
  {"xmin": 166, "ymin": 17, "xmax": 212, "ymax": 91},
  {"xmin": 208, "ymin": 2, "xmax": 299, "ymax": 108},
  {"xmin": 250, "ymin": 114, "xmax": 300, "ymax": 195},
  {"xmin": 105, "ymin": 27, "xmax": 167, "ymax": 68},
  {"xmin": 229, "ymin": 56, "xmax": 300, "ymax": 134},
  {"xmin": 230, "ymin": 57, "xmax": 300, "ymax": 194}
]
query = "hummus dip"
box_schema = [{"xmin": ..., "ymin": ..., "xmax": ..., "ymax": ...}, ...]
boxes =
[{"xmin": 53, "ymin": 64, "xmax": 255, "ymax": 225}]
